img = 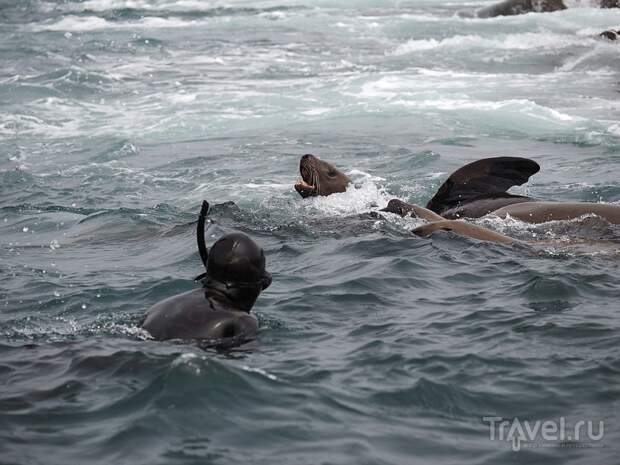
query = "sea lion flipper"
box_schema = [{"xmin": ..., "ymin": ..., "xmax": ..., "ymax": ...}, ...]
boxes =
[
  {"xmin": 412, "ymin": 222, "xmax": 453, "ymax": 237},
  {"xmin": 425, "ymin": 157, "xmax": 540, "ymax": 214},
  {"xmin": 412, "ymin": 220, "xmax": 515, "ymax": 244},
  {"xmin": 380, "ymin": 199, "xmax": 446, "ymax": 221}
]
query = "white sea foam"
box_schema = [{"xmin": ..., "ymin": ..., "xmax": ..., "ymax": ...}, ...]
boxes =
[
  {"xmin": 356, "ymin": 76, "xmax": 585, "ymax": 128},
  {"xmin": 5, "ymin": 316, "xmax": 82, "ymax": 340},
  {"xmin": 30, "ymin": 15, "xmax": 208, "ymax": 32},
  {"xmin": 302, "ymin": 107, "xmax": 332, "ymax": 116},
  {"xmin": 172, "ymin": 353, "xmax": 201, "ymax": 366},
  {"xmin": 69, "ymin": 0, "xmax": 252, "ymax": 12},
  {"xmin": 8, "ymin": 0, "xmax": 620, "ymax": 146},
  {"xmin": 241, "ymin": 365, "xmax": 278, "ymax": 381},
  {"xmin": 390, "ymin": 32, "xmax": 594, "ymax": 56},
  {"xmin": 301, "ymin": 175, "xmax": 392, "ymax": 217},
  {"xmin": 243, "ymin": 182, "xmax": 292, "ymax": 190},
  {"xmin": 557, "ymin": 43, "xmax": 620, "ymax": 72},
  {"xmin": 608, "ymin": 124, "xmax": 620, "ymax": 137}
]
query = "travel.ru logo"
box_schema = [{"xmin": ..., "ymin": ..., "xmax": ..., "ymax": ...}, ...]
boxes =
[{"xmin": 482, "ymin": 416, "xmax": 604, "ymax": 451}]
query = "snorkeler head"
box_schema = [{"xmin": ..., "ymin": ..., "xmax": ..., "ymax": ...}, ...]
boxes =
[
  {"xmin": 206, "ymin": 233, "xmax": 271, "ymax": 290},
  {"xmin": 201, "ymin": 232, "xmax": 271, "ymax": 311},
  {"xmin": 194, "ymin": 201, "xmax": 271, "ymax": 311}
]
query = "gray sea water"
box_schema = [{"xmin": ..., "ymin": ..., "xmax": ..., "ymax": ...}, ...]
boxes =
[{"xmin": 1, "ymin": 1, "xmax": 620, "ymax": 464}]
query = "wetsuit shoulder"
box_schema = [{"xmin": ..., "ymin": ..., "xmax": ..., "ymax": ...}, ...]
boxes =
[{"xmin": 141, "ymin": 288, "xmax": 258, "ymax": 341}]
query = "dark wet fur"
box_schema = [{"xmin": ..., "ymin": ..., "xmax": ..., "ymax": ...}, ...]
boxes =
[
  {"xmin": 295, "ymin": 154, "xmax": 351, "ymax": 198},
  {"xmin": 426, "ymin": 156, "xmax": 540, "ymax": 218},
  {"xmin": 600, "ymin": 29, "xmax": 619, "ymax": 40},
  {"xmin": 380, "ymin": 199, "xmax": 420, "ymax": 218},
  {"xmin": 141, "ymin": 202, "xmax": 268, "ymax": 346},
  {"xmin": 473, "ymin": 0, "xmax": 566, "ymax": 18},
  {"xmin": 438, "ymin": 194, "xmax": 534, "ymax": 219},
  {"xmin": 600, "ymin": 0, "xmax": 619, "ymax": 7}
]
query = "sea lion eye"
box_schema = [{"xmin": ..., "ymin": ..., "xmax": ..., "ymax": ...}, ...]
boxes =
[{"xmin": 328, "ymin": 170, "xmax": 336, "ymax": 177}]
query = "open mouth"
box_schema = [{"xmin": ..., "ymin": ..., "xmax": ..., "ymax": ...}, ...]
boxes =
[
  {"xmin": 294, "ymin": 178, "xmax": 316, "ymax": 197},
  {"xmin": 295, "ymin": 163, "xmax": 318, "ymax": 197},
  {"xmin": 295, "ymin": 178, "xmax": 315, "ymax": 190}
]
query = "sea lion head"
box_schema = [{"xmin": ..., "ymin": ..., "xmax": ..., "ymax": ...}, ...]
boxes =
[
  {"xmin": 380, "ymin": 199, "xmax": 419, "ymax": 218},
  {"xmin": 600, "ymin": 30, "xmax": 619, "ymax": 41},
  {"xmin": 202, "ymin": 232, "xmax": 272, "ymax": 311},
  {"xmin": 294, "ymin": 154, "xmax": 351, "ymax": 198}
]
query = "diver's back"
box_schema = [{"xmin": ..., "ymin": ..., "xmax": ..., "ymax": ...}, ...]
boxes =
[{"xmin": 142, "ymin": 288, "xmax": 259, "ymax": 341}]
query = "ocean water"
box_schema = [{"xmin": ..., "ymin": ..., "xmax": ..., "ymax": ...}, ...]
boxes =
[{"xmin": 1, "ymin": 1, "xmax": 620, "ymax": 464}]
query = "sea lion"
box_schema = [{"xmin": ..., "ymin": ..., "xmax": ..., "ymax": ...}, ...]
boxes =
[
  {"xmin": 412, "ymin": 219, "xmax": 516, "ymax": 244},
  {"xmin": 141, "ymin": 201, "xmax": 272, "ymax": 344},
  {"xmin": 377, "ymin": 199, "xmax": 518, "ymax": 243},
  {"xmin": 380, "ymin": 198, "xmax": 446, "ymax": 222},
  {"xmin": 424, "ymin": 157, "xmax": 620, "ymax": 224},
  {"xmin": 290, "ymin": 155, "xmax": 619, "ymax": 243},
  {"xmin": 465, "ymin": 0, "xmax": 618, "ymax": 17},
  {"xmin": 492, "ymin": 201, "xmax": 620, "ymax": 224},
  {"xmin": 425, "ymin": 157, "xmax": 539, "ymax": 219},
  {"xmin": 600, "ymin": 29, "xmax": 620, "ymax": 41},
  {"xmin": 468, "ymin": 0, "xmax": 566, "ymax": 18},
  {"xmin": 384, "ymin": 200, "xmax": 620, "ymax": 245},
  {"xmin": 294, "ymin": 154, "xmax": 351, "ymax": 198}
]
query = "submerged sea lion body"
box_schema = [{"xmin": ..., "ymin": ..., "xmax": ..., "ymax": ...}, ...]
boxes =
[
  {"xmin": 412, "ymin": 219, "xmax": 516, "ymax": 244},
  {"xmin": 393, "ymin": 199, "xmax": 620, "ymax": 246},
  {"xmin": 438, "ymin": 195, "xmax": 534, "ymax": 219},
  {"xmin": 493, "ymin": 201, "xmax": 620, "ymax": 224}
]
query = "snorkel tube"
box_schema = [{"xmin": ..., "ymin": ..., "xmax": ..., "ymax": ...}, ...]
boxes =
[{"xmin": 194, "ymin": 200, "xmax": 210, "ymax": 282}]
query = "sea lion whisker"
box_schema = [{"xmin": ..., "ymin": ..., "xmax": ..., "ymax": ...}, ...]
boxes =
[{"xmin": 313, "ymin": 170, "xmax": 320, "ymax": 195}]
